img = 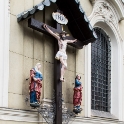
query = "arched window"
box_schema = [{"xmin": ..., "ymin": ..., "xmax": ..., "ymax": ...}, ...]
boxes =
[{"xmin": 91, "ymin": 27, "xmax": 111, "ymax": 112}]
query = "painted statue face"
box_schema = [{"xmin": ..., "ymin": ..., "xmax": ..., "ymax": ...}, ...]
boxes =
[
  {"xmin": 37, "ymin": 64, "xmax": 41, "ymax": 69},
  {"xmin": 77, "ymin": 75, "xmax": 81, "ymax": 80},
  {"xmin": 61, "ymin": 33, "xmax": 66, "ymax": 37}
]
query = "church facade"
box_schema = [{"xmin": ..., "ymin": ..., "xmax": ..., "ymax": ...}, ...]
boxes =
[{"xmin": 0, "ymin": 0, "xmax": 124, "ymax": 123}]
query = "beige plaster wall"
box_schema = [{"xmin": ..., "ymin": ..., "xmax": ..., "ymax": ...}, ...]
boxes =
[
  {"xmin": 119, "ymin": 20, "xmax": 124, "ymax": 41},
  {"xmin": 80, "ymin": 0, "xmax": 93, "ymax": 16},
  {"xmin": 9, "ymin": 0, "xmax": 85, "ymax": 117},
  {"xmin": 9, "ymin": 1, "xmax": 57, "ymax": 110},
  {"xmin": 0, "ymin": 120, "xmax": 41, "ymax": 124},
  {"xmin": 0, "ymin": 120, "xmax": 38, "ymax": 124}
]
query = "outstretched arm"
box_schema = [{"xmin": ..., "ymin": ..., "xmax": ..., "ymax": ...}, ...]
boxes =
[
  {"xmin": 43, "ymin": 24, "xmax": 60, "ymax": 40},
  {"xmin": 67, "ymin": 39, "xmax": 77, "ymax": 43}
]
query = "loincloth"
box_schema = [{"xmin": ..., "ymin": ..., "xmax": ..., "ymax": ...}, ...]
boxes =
[{"xmin": 55, "ymin": 51, "xmax": 67, "ymax": 60}]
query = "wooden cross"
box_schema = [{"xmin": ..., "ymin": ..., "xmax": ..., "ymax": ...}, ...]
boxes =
[
  {"xmin": 28, "ymin": 19, "xmax": 83, "ymax": 49},
  {"xmin": 28, "ymin": 10, "xmax": 80, "ymax": 124}
]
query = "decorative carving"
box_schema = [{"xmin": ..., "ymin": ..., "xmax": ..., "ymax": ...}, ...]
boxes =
[
  {"xmin": 89, "ymin": 0, "xmax": 123, "ymax": 42},
  {"xmin": 93, "ymin": 2, "xmax": 117, "ymax": 25}
]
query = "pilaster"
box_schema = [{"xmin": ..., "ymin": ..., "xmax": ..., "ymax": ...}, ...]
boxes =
[{"xmin": 0, "ymin": 0, "xmax": 10, "ymax": 107}]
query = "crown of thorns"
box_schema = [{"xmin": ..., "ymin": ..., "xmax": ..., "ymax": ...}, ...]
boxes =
[{"xmin": 60, "ymin": 31, "xmax": 68, "ymax": 35}]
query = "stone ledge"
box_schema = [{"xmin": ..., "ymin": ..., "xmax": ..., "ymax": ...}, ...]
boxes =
[
  {"xmin": 69, "ymin": 116, "xmax": 123, "ymax": 124},
  {"xmin": 0, "ymin": 107, "xmax": 123, "ymax": 123},
  {"xmin": 91, "ymin": 110, "xmax": 117, "ymax": 119},
  {"xmin": 0, "ymin": 107, "xmax": 44, "ymax": 123}
]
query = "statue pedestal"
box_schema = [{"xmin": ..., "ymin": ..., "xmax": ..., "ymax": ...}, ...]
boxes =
[{"xmin": 30, "ymin": 103, "xmax": 40, "ymax": 108}]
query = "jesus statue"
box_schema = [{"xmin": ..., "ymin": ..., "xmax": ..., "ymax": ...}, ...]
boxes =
[{"xmin": 43, "ymin": 24, "xmax": 77, "ymax": 82}]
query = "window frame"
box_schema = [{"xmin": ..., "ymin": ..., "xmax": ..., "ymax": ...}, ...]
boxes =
[
  {"xmin": 84, "ymin": 24, "xmax": 123, "ymax": 120},
  {"xmin": 91, "ymin": 27, "xmax": 111, "ymax": 112}
]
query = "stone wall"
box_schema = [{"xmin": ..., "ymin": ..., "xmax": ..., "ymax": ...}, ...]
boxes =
[
  {"xmin": 119, "ymin": 20, "xmax": 124, "ymax": 41},
  {"xmin": 10, "ymin": 1, "xmax": 56, "ymax": 110},
  {"xmin": 9, "ymin": 0, "xmax": 86, "ymax": 117},
  {"xmin": 80, "ymin": 0, "xmax": 93, "ymax": 16}
]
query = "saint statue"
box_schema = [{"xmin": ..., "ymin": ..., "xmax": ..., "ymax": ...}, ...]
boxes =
[
  {"xmin": 73, "ymin": 75, "xmax": 83, "ymax": 114},
  {"xmin": 43, "ymin": 24, "xmax": 77, "ymax": 82},
  {"xmin": 29, "ymin": 63, "xmax": 43, "ymax": 107}
]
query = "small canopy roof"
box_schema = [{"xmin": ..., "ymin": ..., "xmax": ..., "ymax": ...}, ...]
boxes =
[
  {"xmin": 17, "ymin": 0, "xmax": 97, "ymax": 48},
  {"xmin": 56, "ymin": 0, "xmax": 97, "ymax": 45}
]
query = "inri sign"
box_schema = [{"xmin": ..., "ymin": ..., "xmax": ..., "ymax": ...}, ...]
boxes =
[{"xmin": 52, "ymin": 12, "xmax": 68, "ymax": 25}]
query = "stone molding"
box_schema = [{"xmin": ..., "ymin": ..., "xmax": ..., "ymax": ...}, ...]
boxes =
[
  {"xmin": 119, "ymin": 17, "xmax": 124, "ymax": 22},
  {"xmin": 0, "ymin": 107, "xmax": 123, "ymax": 123},
  {"xmin": 0, "ymin": 0, "xmax": 10, "ymax": 107},
  {"xmin": 91, "ymin": 110, "xmax": 117, "ymax": 119},
  {"xmin": 0, "ymin": 98, "xmax": 67, "ymax": 123},
  {"xmin": 0, "ymin": 107, "xmax": 42, "ymax": 123},
  {"xmin": 70, "ymin": 117, "xmax": 123, "ymax": 124},
  {"xmin": 84, "ymin": 0, "xmax": 124, "ymax": 121}
]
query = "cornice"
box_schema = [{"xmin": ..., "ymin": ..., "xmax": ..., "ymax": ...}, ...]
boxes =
[
  {"xmin": 0, "ymin": 107, "xmax": 42, "ymax": 122},
  {"xmin": 0, "ymin": 98, "xmax": 67, "ymax": 123},
  {"xmin": 0, "ymin": 107, "xmax": 123, "ymax": 123}
]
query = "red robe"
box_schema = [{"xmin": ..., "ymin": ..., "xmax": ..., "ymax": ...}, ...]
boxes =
[
  {"xmin": 73, "ymin": 86, "xmax": 82, "ymax": 106},
  {"xmin": 29, "ymin": 69, "xmax": 42, "ymax": 103}
]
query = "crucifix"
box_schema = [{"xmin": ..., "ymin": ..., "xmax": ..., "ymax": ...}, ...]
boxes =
[{"xmin": 28, "ymin": 10, "xmax": 81, "ymax": 124}]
